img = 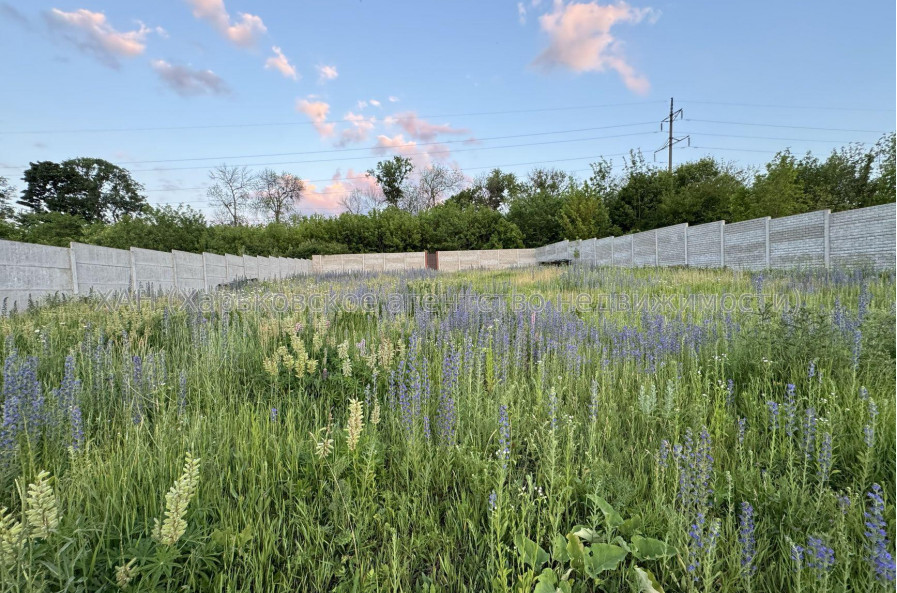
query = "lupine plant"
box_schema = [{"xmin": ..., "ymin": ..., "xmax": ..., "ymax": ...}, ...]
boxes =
[{"xmin": 0, "ymin": 264, "xmax": 892, "ymax": 591}]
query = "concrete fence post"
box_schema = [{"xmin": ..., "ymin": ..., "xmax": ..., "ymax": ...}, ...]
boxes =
[
  {"xmin": 201, "ymin": 252, "xmax": 209, "ymax": 288},
  {"xmin": 171, "ymin": 250, "xmax": 179, "ymax": 290},
  {"xmin": 654, "ymin": 231, "xmax": 659, "ymax": 267},
  {"xmin": 683, "ymin": 223, "xmax": 689, "ymax": 266},
  {"xmin": 719, "ymin": 222, "xmax": 726, "ymax": 268},
  {"xmin": 764, "ymin": 216, "xmax": 771, "ymax": 268},
  {"xmin": 68, "ymin": 245, "xmax": 79, "ymax": 295},
  {"xmin": 129, "ymin": 249, "xmax": 137, "ymax": 293},
  {"xmin": 823, "ymin": 209, "xmax": 831, "ymax": 268}
]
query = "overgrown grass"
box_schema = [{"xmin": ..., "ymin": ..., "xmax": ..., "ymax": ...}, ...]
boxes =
[{"xmin": 0, "ymin": 265, "xmax": 893, "ymax": 592}]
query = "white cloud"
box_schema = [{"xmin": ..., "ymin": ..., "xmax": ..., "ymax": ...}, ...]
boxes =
[
  {"xmin": 46, "ymin": 8, "xmax": 160, "ymax": 67},
  {"xmin": 317, "ymin": 64, "xmax": 338, "ymax": 82},
  {"xmin": 265, "ymin": 46, "xmax": 298, "ymax": 80},
  {"xmin": 151, "ymin": 59, "xmax": 229, "ymax": 96},
  {"xmin": 518, "ymin": 2, "xmax": 527, "ymax": 25},
  {"xmin": 186, "ymin": 0, "xmax": 266, "ymax": 47},
  {"xmin": 532, "ymin": 0, "xmax": 656, "ymax": 94},
  {"xmin": 388, "ymin": 96, "xmax": 399, "ymax": 102},
  {"xmin": 369, "ymin": 99, "xmax": 381, "ymax": 107}
]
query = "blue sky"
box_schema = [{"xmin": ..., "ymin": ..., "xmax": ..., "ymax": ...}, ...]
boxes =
[{"xmin": 0, "ymin": 0, "xmax": 893, "ymax": 217}]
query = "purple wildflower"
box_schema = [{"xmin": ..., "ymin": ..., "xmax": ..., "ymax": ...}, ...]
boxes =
[
  {"xmin": 497, "ymin": 404, "xmax": 510, "ymax": 469},
  {"xmin": 864, "ymin": 484, "xmax": 896, "ymax": 584},
  {"xmin": 805, "ymin": 536, "xmax": 835, "ymax": 579},
  {"xmin": 739, "ymin": 502, "xmax": 757, "ymax": 576}
]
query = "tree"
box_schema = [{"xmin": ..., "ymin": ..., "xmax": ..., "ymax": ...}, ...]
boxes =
[
  {"xmin": 19, "ymin": 158, "xmax": 146, "ymax": 223},
  {"xmin": 605, "ymin": 151, "xmax": 670, "ymax": 233},
  {"xmin": 506, "ymin": 168, "xmax": 571, "ymax": 247},
  {"xmin": 0, "ymin": 176, "xmax": 15, "ymax": 222},
  {"xmin": 871, "ymin": 133, "xmax": 896, "ymax": 207},
  {"xmin": 207, "ymin": 164, "xmax": 255, "ymax": 226},
  {"xmin": 367, "ymin": 156, "xmax": 413, "ymax": 208},
  {"xmin": 733, "ymin": 151, "xmax": 803, "ymax": 221},
  {"xmin": 407, "ymin": 164, "xmax": 464, "ymax": 211},
  {"xmin": 340, "ymin": 186, "xmax": 384, "ymax": 214},
  {"xmin": 658, "ymin": 158, "xmax": 746, "ymax": 226},
  {"xmin": 253, "ymin": 169, "xmax": 304, "ymax": 223}
]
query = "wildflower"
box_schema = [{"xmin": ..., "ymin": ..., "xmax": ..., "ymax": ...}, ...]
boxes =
[
  {"xmin": 115, "ymin": 558, "xmax": 138, "ymax": 588},
  {"xmin": 262, "ymin": 356, "xmax": 279, "ymax": 377},
  {"xmin": 736, "ymin": 417, "xmax": 747, "ymax": 445},
  {"xmin": 726, "ymin": 379, "xmax": 735, "ymax": 408},
  {"xmin": 658, "ymin": 439, "xmax": 671, "ymax": 469},
  {"xmin": 739, "ymin": 502, "xmax": 757, "ymax": 576},
  {"xmin": 369, "ymin": 399, "xmax": 381, "ymax": 426},
  {"xmin": 152, "ymin": 452, "xmax": 201, "ymax": 547},
  {"xmin": 313, "ymin": 426, "xmax": 334, "ymax": 460},
  {"xmin": 837, "ymin": 493, "xmax": 851, "ymax": 515},
  {"xmin": 784, "ymin": 384, "xmax": 797, "ymax": 437},
  {"xmin": 488, "ymin": 490, "xmax": 497, "ymax": 512},
  {"xmin": 270, "ymin": 407, "xmax": 278, "ymax": 422},
  {"xmin": 801, "ymin": 407, "xmax": 817, "ymax": 460},
  {"xmin": 338, "ymin": 340, "xmax": 352, "ymax": 378},
  {"xmin": 864, "ymin": 400, "xmax": 878, "ymax": 449},
  {"xmin": 687, "ymin": 513, "xmax": 721, "ymax": 581},
  {"xmin": 864, "ymin": 484, "xmax": 896, "ymax": 584},
  {"xmin": 788, "ymin": 537, "xmax": 804, "ymax": 572},
  {"xmin": 25, "ymin": 470, "xmax": 59, "ymax": 539},
  {"xmin": 346, "ymin": 398, "xmax": 364, "ymax": 452},
  {"xmin": 805, "ymin": 536, "xmax": 835, "ymax": 579},
  {"xmin": 589, "ymin": 378, "xmax": 599, "ymax": 422},
  {"xmin": 767, "ymin": 401, "xmax": 780, "ymax": 431},
  {"xmin": 497, "ymin": 404, "xmax": 510, "ymax": 469},
  {"xmin": 808, "ymin": 361, "xmax": 816, "ymax": 379},
  {"xmin": 0, "ymin": 507, "xmax": 24, "ymax": 568},
  {"xmin": 817, "ymin": 432, "xmax": 833, "ymax": 483}
]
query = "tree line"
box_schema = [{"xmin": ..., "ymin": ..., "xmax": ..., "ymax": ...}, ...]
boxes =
[{"xmin": 0, "ymin": 133, "xmax": 893, "ymax": 258}]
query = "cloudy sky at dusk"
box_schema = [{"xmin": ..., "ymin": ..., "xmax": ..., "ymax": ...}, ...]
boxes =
[{"xmin": 0, "ymin": 0, "xmax": 893, "ymax": 216}]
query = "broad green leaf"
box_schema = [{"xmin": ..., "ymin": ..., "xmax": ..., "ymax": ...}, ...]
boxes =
[
  {"xmin": 566, "ymin": 532, "xmax": 586, "ymax": 572},
  {"xmin": 590, "ymin": 495, "xmax": 624, "ymax": 528},
  {"xmin": 632, "ymin": 565, "xmax": 665, "ymax": 593},
  {"xmin": 583, "ymin": 543, "xmax": 628, "ymax": 577},
  {"xmin": 515, "ymin": 534, "xmax": 550, "ymax": 569},
  {"xmin": 620, "ymin": 516, "xmax": 642, "ymax": 537},
  {"xmin": 534, "ymin": 568, "xmax": 558, "ymax": 593},
  {"xmin": 552, "ymin": 533, "xmax": 570, "ymax": 563},
  {"xmin": 573, "ymin": 527, "xmax": 600, "ymax": 543},
  {"xmin": 631, "ymin": 536, "xmax": 676, "ymax": 561}
]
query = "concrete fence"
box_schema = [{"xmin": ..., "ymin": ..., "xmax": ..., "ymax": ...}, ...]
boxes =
[
  {"xmin": 538, "ymin": 204, "xmax": 896, "ymax": 272},
  {"xmin": 1, "ymin": 204, "xmax": 893, "ymax": 312},
  {"xmin": 0, "ymin": 240, "xmax": 312, "ymax": 313}
]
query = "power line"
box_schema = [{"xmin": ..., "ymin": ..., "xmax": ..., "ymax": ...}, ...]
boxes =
[
  {"xmin": 144, "ymin": 152, "xmax": 637, "ymax": 199},
  {"xmin": 690, "ymin": 145, "xmax": 780, "ymax": 154},
  {"xmin": 119, "ymin": 130, "xmax": 662, "ymax": 173},
  {"xmin": 686, "ymin": 119, "xmax": 888, "ymax": 134},
  {"xmin": 0, "ymin": 101, "xmax": 667, "ymax": 135},
  {"xmin": 679, "ymin": 131, "xmax": 877, "ymax": 143},
  {"xmin": 680, "ymin": 99, "xmax": 896, "ymax": 113},
  {"xmin": 73, "ymin": 121, "xmax": 661, "ymax": 166}
]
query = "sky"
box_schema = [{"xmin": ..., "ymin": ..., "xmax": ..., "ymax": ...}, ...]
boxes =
[{"xmin": 0, "ymin": 0, "xmax": 894, "ymax": 217}]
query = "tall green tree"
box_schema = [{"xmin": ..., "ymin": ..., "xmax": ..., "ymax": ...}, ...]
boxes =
[
  {"xmin": 658, "ymin": 158, "xmax": 747, "ymax": 226},
  {"xmin": 606, "ymin": 151, "xmax": 670, "ymax": 232},
  {"xmin": 19, "ymin": 158, "xmax": 146, "ymax": 223},
  {"xmin": 558, "ymin": 161, "xmax": 615, "ymax": 239},
  {"xmin": 367, "ymin": 156, "xmax": 413, "ymax": 208}
]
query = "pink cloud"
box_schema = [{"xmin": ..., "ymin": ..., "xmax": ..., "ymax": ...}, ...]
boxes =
[
  {"xmin": 265, "ymin": 46, "xmax": 297, "ymax": 80},
  {"xmin": 295, "ymin": 97, "xmax": 335, "ymax": 137},
  {"xmin": 532, "ymin": 0, "xmax": 655, "ymax": 94},
  {"xmin": 302, "ymin": 168, "xmax": 380, "ymax": 214},
  {"xmin": 186, "ymin": 0, "xmax": 266, "ymax": 47},
  {"xmin": 46, "ymin": 8, "xmax": 160, "ymax": 67},
  {"xmin": 373, "ymin": 134, "xmax": 452, "ymax": 169},
  {"xmin": 384, "ymin": 112, "xmax": 469, "ymax": 141},
  {"xmin": 336, "ymin": 112, "xmax": 376, "ymax": 146}
]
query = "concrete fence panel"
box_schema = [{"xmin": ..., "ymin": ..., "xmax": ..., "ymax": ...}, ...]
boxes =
[
  {"xmin": 613, "ymin": 235, "xmax": 633, "ymax": 267},
  {"xmin": 593, "ymin": 237, "xmax": 613, "ymax": 265},
  {"xmin": 687, "ymin": 221, "xmax": 724, "ymax": 268},
  {"xmin": 71, "ymin": 242, "xmax": 131, "ymax": 295},
  {"xmin": 517, "ymin": 248, "xmax": 537, "ymax": 266},
  {"xmin": 203, "ymin": 252, "xmax": 228, "ymax": 288},
  {"xmin": 225, "ymin": 254, "xmax": 245, "ymax": 281},
  {"xmin": 0, "ymin": 240, "xmax": 73, "ymax": 312},
  {"xmin": 657, "ymin": 223, "xmax": 688, "ymax": 267},
  {"xmin": 724, "ymin": 217, "xmax": 770, "ymax": 270},
  {"xmin": 769, "ymin": 210, "xmax": 828, "ymax": 269},
  {"xmin": 131, "ymin": 247, "xmax": 175, "ymax": 292},
  {"xmin": 242, "ymin": 255, "xmax": 259, "ymax": 280},
  {"xmin": 829, "ymin": 203, "xmax": 896, "ymax": 270},
  {"xmin": 172, "ymin": 250, "xmax": 204, "ymax": 291},
  {"xmin": 632, "ymin": 230, "xmax": 657, "ymax": 267}
]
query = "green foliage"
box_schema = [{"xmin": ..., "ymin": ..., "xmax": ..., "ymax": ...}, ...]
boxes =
[
  {"xmin": 19, "ymin": 158, "xmax": 147, "ymax": 223},
  {"xmin": 367, "ymin": 156, "xmax": 413, "ymax": 208}
]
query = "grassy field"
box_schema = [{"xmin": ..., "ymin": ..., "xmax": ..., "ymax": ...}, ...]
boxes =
[{"xmin": 0, "ymin": 265, "xmax": 894, "ymax": 592}]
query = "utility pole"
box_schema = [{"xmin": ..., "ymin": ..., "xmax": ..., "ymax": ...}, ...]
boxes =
[{"xmin": 655, "ymin": 97, "xmax": 689, "ymax": 173}]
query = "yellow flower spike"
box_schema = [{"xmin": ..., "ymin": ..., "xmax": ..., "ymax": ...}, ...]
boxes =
[
  {"xmin": 0, "ymin": 507, "xmax": 24, "ymax": 568},
  {"xmin": 153, "ymin": 453, "xmax": 201, "ymax": 547},
  {"xmin": 346, "ymin": 398, "xmax": 364, "ymax": 452},
  {"xmin": 24, "ymin": 470, "xmax": 59, "ymax": 539}
]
